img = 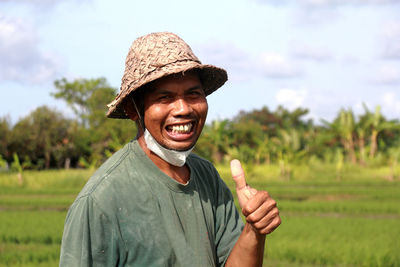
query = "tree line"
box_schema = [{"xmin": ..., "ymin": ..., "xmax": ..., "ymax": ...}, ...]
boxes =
[{"xmin": 1, "ymin": 78, "xmax": 400, "ymax": 175}]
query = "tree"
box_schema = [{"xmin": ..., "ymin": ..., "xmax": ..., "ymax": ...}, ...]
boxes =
[
  {"xmin": 273, "ymin": 106, "xmax": 311, "ymax": 131},
  {"xmin": 209, "ymin": 120, "xmax": 232, "ymax": 163},
  {"xmin": 52, "ymin": 77, "xmax": 137, "ymax": 166},
  {"xmin": 85, "ymin": 86, "xmax": 137, "ymax": 165},
  {"xmin": 233, "ymin": 105, "xmax": 311, "ymax": 136},
  {"xmin": 360, "ymin": 105, "xmax": 400, "ymax": 159},
  {"xmin": 323, "ymin": 109, "xmax": 357, "ymax": 164},
  {"xmin": 9, "ymin": 106, "xmax": 73, "ymax": 169},
  {"xmin": 231, "ymin": 120, "xmax": 265, "ymax": 162},
  {"xmin": 0, "ymin": 116, "xmax": 11, "ymax": 161},
  {"xmin": 52, "ymin": 77, "xmax": 114, "ymax": 127},
  {"xmin": 11, "ymin": 153, "xmax": 23, "ymax": 185},
  {"xmin": 234, "ymin": 106, "xmax": 280, "ymax": 135}
]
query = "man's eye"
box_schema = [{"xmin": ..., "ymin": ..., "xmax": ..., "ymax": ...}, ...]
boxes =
[
  {"xmin": 158, "ymin": 95, "xmax": 171, "ymax": 100},
  {"xmin": 189, "ymin": 91, "xmax": 202, "ymax": 96}
]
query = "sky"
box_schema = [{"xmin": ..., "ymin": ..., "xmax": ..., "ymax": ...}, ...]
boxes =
[{"xmin": 1, "ymin": 0, "xmax": 400, "ymax": 125}]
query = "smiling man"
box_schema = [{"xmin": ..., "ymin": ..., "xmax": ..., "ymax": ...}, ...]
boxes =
[{"xmin": 60, "ymin": 32, "xmax": 280, "ymax": 267}]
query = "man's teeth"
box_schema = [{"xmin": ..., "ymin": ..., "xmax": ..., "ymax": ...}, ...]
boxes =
[{"xmin": 171, "ymin": 123, "xmax": 192, "ymax": 134}]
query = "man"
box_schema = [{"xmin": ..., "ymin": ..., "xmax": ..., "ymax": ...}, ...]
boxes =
[{"xmin": 60, "ymin": 32, "xmax": 280, "ymax": 266}]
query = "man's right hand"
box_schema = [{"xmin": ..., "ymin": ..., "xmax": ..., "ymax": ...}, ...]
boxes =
[{"xmin": 230, "ymin": 159, "xmax": 281, "ymax": 235}]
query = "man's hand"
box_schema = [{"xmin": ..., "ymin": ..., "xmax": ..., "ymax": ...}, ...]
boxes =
[{"xmin": 230, "ymin": 159, "xmax": 281, "ymax": 235}]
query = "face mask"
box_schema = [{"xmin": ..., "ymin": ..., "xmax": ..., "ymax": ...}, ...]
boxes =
[{"xmin": 144, "ymin": 129, "xmax": 193, "ymax": 167}]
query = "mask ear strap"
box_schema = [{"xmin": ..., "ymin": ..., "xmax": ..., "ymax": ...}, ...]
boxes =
[{"xmin": 131, "ymin": 96, "xmax": 145, "ymax": 131}]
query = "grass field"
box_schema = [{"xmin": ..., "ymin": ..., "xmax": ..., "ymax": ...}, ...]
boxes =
[{"xmin": 0, "ymin": 164, "xmax": 399, "ymax": 266}]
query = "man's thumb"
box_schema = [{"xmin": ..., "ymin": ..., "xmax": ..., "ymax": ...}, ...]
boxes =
[
  {"xmin": 231, "ymin": 159, "xmax": 254, "ymax": 203},
  {"xmin": 230, "ymin": 159, "xmax": 246, "ymax": 189}
]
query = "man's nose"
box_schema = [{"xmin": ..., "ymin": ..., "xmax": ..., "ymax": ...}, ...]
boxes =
[{"xmin": 171, "ymin": 98, "xmax": 192, "ymax": 116}]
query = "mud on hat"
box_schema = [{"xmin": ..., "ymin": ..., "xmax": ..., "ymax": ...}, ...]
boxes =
[{"xmin": 106, "ymin": 32, "xmax": 228, "ymax": 119}]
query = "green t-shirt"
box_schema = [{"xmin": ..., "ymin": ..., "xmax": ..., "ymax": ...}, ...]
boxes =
[{"xmin": 60, "ymin": 140, "xmax": 243, "ymax": 267}]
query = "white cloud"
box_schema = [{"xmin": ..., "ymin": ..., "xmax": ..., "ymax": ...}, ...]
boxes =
[
  {"xmin": 294, "ymin": 7, "xmax": 340, "ymax": 25},
  {"xmin": 259, "ymin": 52, "xmax": 303, "ymax": 78},
  {"xmin": 0, "ymin": 0, "xmax": 92, "ymax": 9},
  {"xmin": 302, "ymin": 0, "xmax": 400, "ymax": 7},
  {"xmin": 291, "ymin": 42, "xmax": 333, "ymax": 61},
  {"xmin": 257, "ymin": 0, "xmax": 400, "ymax": 25},
  {"xmin": 276, "ymin": 88, "xmax": 308, "ymax": 109},
  {"xmin": 0, "ymin": 16, "xmax": 62, "ymax": 84},
  {"xmin": 257, "ymin": 0, "xmax": 400, "ymax": 7},
  {"xmin": 274, "ymin": 87, "xmax": 374, "ymax": 122},
  {"xmin": 373, "ymin": 64, "xmax": 400, "ymax": 84},
  {"xmin": 382, "ymin": 91, "xmax": 400, "ymax": 115},
  {"xmin": 196, "ymin": 43, "xmax": 251, "ymax": 70},
  {"xmin": 196, "ymin": 43, "xmax": 303, "ymax": 80},
  {"xmin": 381, "ymin": 20, "xmax": 400, "ymax": 59},
  {"xmin": 195, "ymin": 42, "xmax": 256, "ymax": 82},
  {"xmin": 0, "ymin": 0, "xmax": 58, "ymax": 4}
]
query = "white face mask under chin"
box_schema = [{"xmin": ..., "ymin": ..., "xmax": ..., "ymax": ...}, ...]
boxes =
[{"xmin": 144, "ymin": 129, "xmax": 193, "ymax": 167}]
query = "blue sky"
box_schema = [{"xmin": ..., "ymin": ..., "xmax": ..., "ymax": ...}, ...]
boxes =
[{"xmin": 1, "ymin": 0, "xmax": 400, "ymax": 125}]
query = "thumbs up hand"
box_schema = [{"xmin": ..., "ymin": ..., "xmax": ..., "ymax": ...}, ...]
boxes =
[
  {"xmin": 230, "ymin": 159, "xmax": 257, "ymax": 208},
  {"xmin": 230, "ymin": 159, "xmax": 281, "ymax": 235}
]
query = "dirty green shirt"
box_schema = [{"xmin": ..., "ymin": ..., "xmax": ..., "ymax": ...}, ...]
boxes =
[{"xmin": 60, "ymin": 140, "xmax": 243, "ymax": 267}]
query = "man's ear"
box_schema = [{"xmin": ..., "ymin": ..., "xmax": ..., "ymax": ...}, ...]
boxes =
[{"xmin": 122, "ymin": 98, "xmax": 139, "ymax": 121}]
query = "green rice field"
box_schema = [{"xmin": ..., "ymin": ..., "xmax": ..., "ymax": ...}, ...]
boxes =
[{"xmin": 0, "ymin": 164, "xmax": 399, "ymax": 266}]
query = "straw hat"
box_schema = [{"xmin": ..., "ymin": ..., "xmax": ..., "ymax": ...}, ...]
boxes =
[{"xmin": 106, "ymin": 32, "xmax": 228, "ymax": 119}]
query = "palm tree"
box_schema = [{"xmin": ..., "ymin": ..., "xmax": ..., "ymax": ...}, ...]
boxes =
[
  {"xmin": 358, "ymin": 104, "xmax": 400, "ymax": 160},
  {"xmin": 204, "ymin": 120, "xmax": 232, "ymax": 163},
  {"xmin": 367, "ymin": 106, "xmax": 399, "ymax": 159},
  {"xmin": 323, "ymin": 109, "xmax": 357, "ymax": 164}
]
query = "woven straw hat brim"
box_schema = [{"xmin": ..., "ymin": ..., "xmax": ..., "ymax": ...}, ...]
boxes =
[{"xmin": 106, "ymin": 62, "xmax": 227, "ymax": 119}]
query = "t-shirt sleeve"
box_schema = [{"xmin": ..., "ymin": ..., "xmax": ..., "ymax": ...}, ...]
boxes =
[
  {"xmin": 214, "ymin": 175, "xmax": 244, "ymax": 266},
  {"xmin": 59, "ymin": 195, "xmax": 119, "ymax": 267}
]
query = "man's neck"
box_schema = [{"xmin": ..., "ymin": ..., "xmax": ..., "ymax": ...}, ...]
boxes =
[{"xmin": 137, "ymin": 136, "xmax": 190, "ymax": 184}]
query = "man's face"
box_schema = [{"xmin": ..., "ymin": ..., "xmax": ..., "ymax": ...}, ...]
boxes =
[{"xmin": 142, "ymin": 72, "xmax": 208, "ymax": 151}]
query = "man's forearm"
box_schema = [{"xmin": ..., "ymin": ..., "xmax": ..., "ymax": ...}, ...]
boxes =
[
  {"xmin": 227, "ymin": 160, "xmax": 281, "ymax": 266},
  {"xmin": 225, "ymin": 223, "xmax": 266, "ymax": 267}
]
